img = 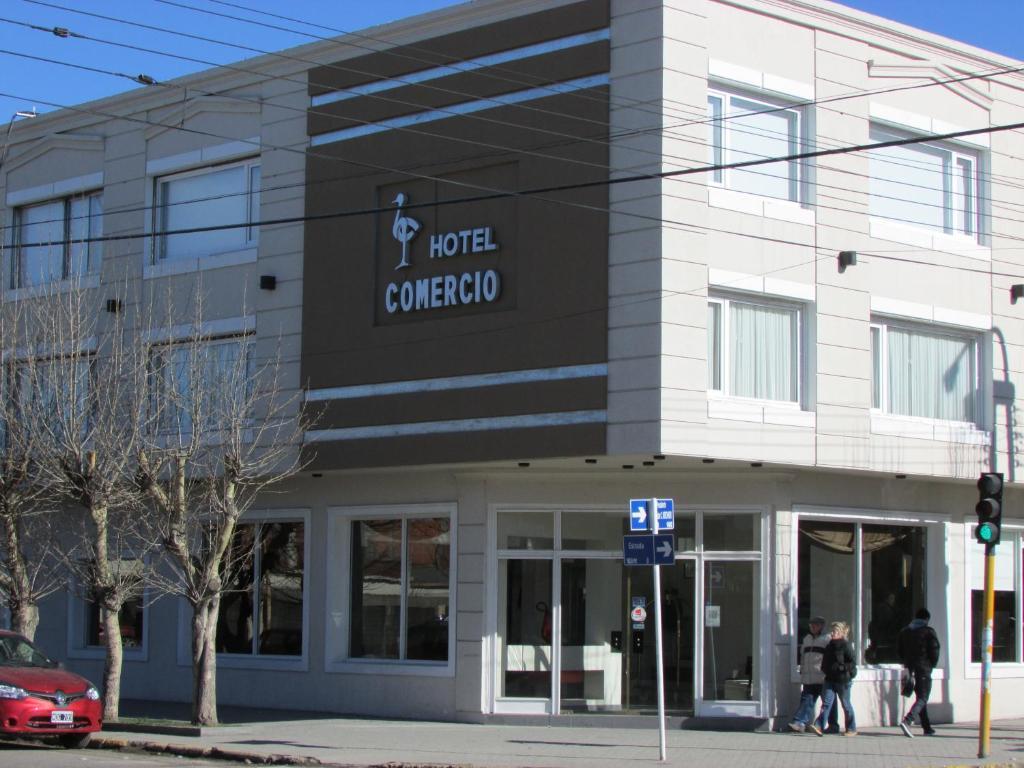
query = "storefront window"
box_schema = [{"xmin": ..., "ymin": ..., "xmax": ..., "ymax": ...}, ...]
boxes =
[
  {"xmin": 561, "ymin": 512, "xmax": 623, "ymax": 550},
  {"xmin": 797, "ymin": 519, "xmax": 927, "ymax": 664},
  {"xmin": 862, "ymin": 524, "xmax": 926, "ymax": 663},
  {"xmin": 969, "ymin": 536, "xmax": 1018, "ymax": 663},
  {"xmin": 704, "ymin": 514, "xmax": 760, "ymax": 551},
  {"xmin": 218, "ymin": 521, "xmax": 305, "ymax": 656},
  {"xmin": 797, "ymin": 521, "xmax": 856, "ymax": 644},
  {"xmin": 86, "ymin": 598, "xmax": 144, "ymax": 649},
  {"xmin": 498, "ymin": 512, "xmax": 553, "ymax": 550},
  {"xmin": 350, "ymin": 516, "xmax": 450, "ymax": 662}
]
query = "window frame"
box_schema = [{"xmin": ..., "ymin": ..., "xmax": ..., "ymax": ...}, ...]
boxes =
[
  {"xmin": 868, "ymin": 123, "xmax": 985, "ymax": 244},
  {"xmin": 66, "ymin": 562, "xmax": 149, "ymax": 663},
  {"xmin": 707, "ymin": 292, "xmax": 805, "ymax": 407},
  {"xmin": 173, "ymin": 508, "xmax": 311, "ymax": 671},
  {"xmin": 216, "ymin": 517, "xmax": 307, "ymax": 659},
  {"xmin": 706, "ymin": 85, "xmax": 807, "ymax": 204},
  {"xmin": 325, "ymin": 503, "xmax": 457, "ymax": 677},
  {"xmin": 11, "ymin": 190, "xmax": 103, "ymax": 290},
  {"xmin": 870, "ymin": 317, "xmax": 983, "ymax": 427},
  {"xmin": 150, "ymin": 156, "xmax": 261, "ymax": 266},
  {"xmin": 791, "ymin": 507, "xmax": 944, "ymax": 683},
  {"xmin": 147, "ymin": 333, "xmax": 255, "ymax": 438},
  {"xmin": 964, "ymin": 524, "xmax": 1024, "ymax": 673}
]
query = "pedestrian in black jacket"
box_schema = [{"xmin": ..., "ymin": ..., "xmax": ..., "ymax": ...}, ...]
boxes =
[
  {"xmin": 809, "ymin": 621, "xmax": 858, "ymax": 736},
  {"xmin": 897, "ymin": 608, "xmax": 940, "ymax": 737}
]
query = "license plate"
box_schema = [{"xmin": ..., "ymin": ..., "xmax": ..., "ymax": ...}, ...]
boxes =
[{"xmin": 50, "ymin": 710, "xmax": 73, "ymax": 724}]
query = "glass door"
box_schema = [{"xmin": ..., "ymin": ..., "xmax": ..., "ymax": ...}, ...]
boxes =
[
  {"xmin": 558, "ymin": 558, "xmax": 624, "ymax": 711},
  {"xmin": 497, "ymin": 559, "xmax": 553, "ymax": 711},
  {"xmin": 619, "ymin": 559, "xmax": 697, "ymax": 714},
  {"xmin": 700, "ymin": 559, "xmax": 760, "ymax": 715}
]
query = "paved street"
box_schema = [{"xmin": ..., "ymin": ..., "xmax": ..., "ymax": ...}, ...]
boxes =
[{"xmin": 88, "ymin": 706, "xmax": 1024, "ymax": 768}]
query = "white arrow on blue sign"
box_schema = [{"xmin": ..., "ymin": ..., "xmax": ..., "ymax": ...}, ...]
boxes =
[
  {"xmin": 629, "ymin": 499, "xmax": 649, "ymax": 531},
  {"xmin": 623, "ymin": 533, "xmax": 675, "ymax": 566}
]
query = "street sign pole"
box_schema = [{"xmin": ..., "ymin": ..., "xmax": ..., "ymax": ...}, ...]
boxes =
[
  {"xmin": 651, "ymin": 498, "xmax": 667, "ymax": 762},
  {"xmin": 979, "ymin": 543, "xmax": 995, "ymax": 758}
]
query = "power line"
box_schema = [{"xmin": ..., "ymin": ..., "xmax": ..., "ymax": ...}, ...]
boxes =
[
  {"xmin": 16, "ymin": 0, "xmax": 1024, "ymax": 186},
  {"xmin": 7, "ymin": 101, "xmax": 1024, "ymax": 252},
  {"xmin": 8, "ymin": 37, "xmax": 1024, "ymax": 246}
]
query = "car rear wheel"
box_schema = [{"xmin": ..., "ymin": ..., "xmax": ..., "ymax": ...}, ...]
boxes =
[{"xmin": 59, "ymin": 733, "xmax": 92, "ymax": 749}]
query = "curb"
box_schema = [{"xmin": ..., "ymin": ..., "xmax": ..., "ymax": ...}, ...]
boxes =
[
  {"xmin": 91, "ymin": 735, "xmax": 476, "ymax": 768},
  {"xmin": 92, "ymin": 736, "xmax": 327, "ymax": 766}
]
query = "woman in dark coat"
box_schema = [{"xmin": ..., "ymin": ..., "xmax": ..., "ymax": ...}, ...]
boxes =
[{"xmin": 810, "ymin": 621, "xmax": 858, "ymax": 736}]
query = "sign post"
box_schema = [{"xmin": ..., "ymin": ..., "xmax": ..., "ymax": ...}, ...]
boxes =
[
  {"xmin": 625, "ymin": 498, "xmax": 674, "ymax": 762},
  {"xmin": 650, "ymin": 498, "xmax": 667, "ymax": 762}
]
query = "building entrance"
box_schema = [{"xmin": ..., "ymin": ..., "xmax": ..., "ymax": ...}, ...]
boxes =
[{"xmin": 493, "ymin": 507, "xmax": 763, "ymax": 717}]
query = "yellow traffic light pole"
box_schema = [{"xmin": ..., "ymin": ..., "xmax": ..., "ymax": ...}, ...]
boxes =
[{"xmin": 979, "ymin": 545, "xmax": 995, "ymax": 758}]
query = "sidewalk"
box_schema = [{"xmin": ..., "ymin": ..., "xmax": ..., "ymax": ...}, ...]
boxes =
[{"xmin": 95, "ymin": 703, "xmax": 1024, "ymax": 768}]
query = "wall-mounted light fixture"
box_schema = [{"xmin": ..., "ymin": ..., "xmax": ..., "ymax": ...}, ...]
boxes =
[
  {"xmin": 1011, "ymin": 284, "xmax": 1024, "ymax": 305},
  {"xmin": 838, "ymin": 251, "xmax": 857, "ymax": 273},
  {"xmin": 259, "ymin": 275, "xmax": 277, "ymax": 291}
]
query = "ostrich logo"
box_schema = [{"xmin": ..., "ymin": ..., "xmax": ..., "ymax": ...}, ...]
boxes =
[{"xmin": 390, "ymin": 192, "xmax": 421, "ymax": 270}]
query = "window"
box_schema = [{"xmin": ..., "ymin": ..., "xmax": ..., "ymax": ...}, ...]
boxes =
[
  {"xmin": 11, "ymin": 357, "xmax": 92, "ymax": 440},
  {"xmin": 68, "ymin": 558, "xmax": 146, "ymax": 658},
  {"xmin": 708, "ymin": 296, "xmax": 801, "ymax": 403},
  {"xmin": 86, "ymin": 598, "xmax": 144, "ymax": 649},
  {"xmin": 707, "ymin": 88, "xmax": 805, "ymax": 202},
  {"xmin": 148, "ymin": 336, "xmax": 253, "ymax": 435},
  {"xmin": 869, "ymin": 125, "xmax": 982, "ymax": 240},
  {"xmin": 969, "ymin": 534, "xmax": 1018, "ymax": 664},
  {"xmin": 12, "ymin": 191, "xmax": 102, "ymax": 288},
  {"xmin": 217, "ymin": 520, "xmax": 305, "ymax": 656},
  {"xmin": 153, "ymin": 159, "xmax": 260, "ymax": 262},
  {"xmin": 871, "ymin": 320, "xmax": 980, "ymax": 424},
  {"xmin": 350, "ymin": 516, "xmax": 451, "ymax": 662},
  {"xmin": 797, "ymin": 519, "xmax": 927, "ymax": 665}
]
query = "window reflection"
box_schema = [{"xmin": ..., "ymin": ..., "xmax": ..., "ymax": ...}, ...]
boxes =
[
  {"xmin": 862, "ymin": 524, "xmax": 926, "ymax": 664},
  {"xmin": 349, "ymin": 517, "xmax": 451, "ymax": 662},
  {"xmin": 798, "ymin": 520, "xmax": 927, "ymax": 665},
  {"xmin": 350, "ymin": 520, "xmax": 401, "ymax": 659},
  {"xmin": 217, "ymin": 521, "xmax": 305, "ymax": 656}
]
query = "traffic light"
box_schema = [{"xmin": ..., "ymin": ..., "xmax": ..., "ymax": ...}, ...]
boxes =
[{"xmin": 976, "ymin": 472, "xmax": 1004, "ymax": 546}]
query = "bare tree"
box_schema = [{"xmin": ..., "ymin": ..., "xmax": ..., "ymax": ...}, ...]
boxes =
[
  {"xmin": 135, "ymin": 295, "xmax": 310, "ymax": 726},
  {"xmin": 0, "ymin": 300, "xmax": 65, "ymax": 640},
  {"xmin": 27, "ymin": 286, "xmax": 156, "ymax": 721}
]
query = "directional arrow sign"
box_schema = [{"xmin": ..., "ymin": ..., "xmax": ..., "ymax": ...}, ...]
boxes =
[
  {"xmin": 629, "ymin": 499, "xmax": 649, "ymax": 531},
  {"xmin": 653, "ymin": 533, "xmax": 675, "ymax": 564},
  {"xmin": 623, "ymin": 534, "xmax": 676, "ymax": 566}
]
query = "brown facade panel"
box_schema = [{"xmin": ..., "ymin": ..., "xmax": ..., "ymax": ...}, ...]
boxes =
[
  {"xmin": 307, "ymin": 43, "xmax": 610, "ymax": 139},
  {"xmin": 302, "ymin": 86, "xmax": 609, "ymax": 390},
  {"xmin": 309, "ymin": 376, "xmax": 607, "ymax": 430},
  {"xmin": 302, "ymin": 3, "xmax": 610, "ymax": 471},
  {"xmin": 308, "ymin": 0, "xmax": 609, "ymax": 97},
  {"xmin": 304, "ymin": 422, "xmax": 607, "ymax": 470}
]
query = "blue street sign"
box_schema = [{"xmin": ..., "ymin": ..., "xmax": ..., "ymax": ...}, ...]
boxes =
[
  {"xmin": 623, "ymin": 534, "xmax": 675, "ymax": 566},
  {"xmin": 629, "ymin": 499, "xmax": 649, "ymax": 531},
  {"xmin": 655, "ymin": 498, "xmax": 674, "ymax": 531}
]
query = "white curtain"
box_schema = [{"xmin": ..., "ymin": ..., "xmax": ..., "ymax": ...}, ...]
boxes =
[
  {"xmin": 730, "ymin": 302, "xmax": 796, "ymax": 401},
  {"xmin": 887, "ymin": 328, "xmax": 974, "ymax": 421}
]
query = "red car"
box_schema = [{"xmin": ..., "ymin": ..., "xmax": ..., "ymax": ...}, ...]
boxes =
[{"xmin": 0, "ymin": 630, "xmax": 102, "ymax": 748}]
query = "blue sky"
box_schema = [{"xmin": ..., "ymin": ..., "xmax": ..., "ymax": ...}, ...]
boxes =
[{"xmin": 0, "ymin": 0, "xmax": 1021, "ymax": 122}]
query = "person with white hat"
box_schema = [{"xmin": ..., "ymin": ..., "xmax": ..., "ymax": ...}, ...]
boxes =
[{"xmin": 788, "ymin": 616, "xmax": 839, "ymax": 733}]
